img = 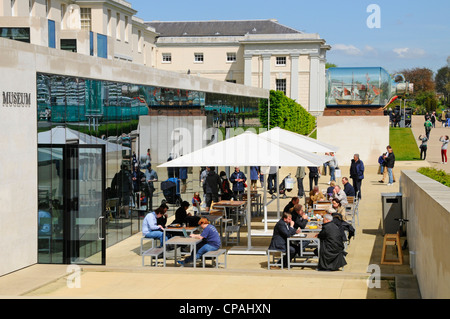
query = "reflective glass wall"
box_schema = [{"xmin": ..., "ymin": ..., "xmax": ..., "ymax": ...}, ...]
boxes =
[
  {"xmin": 326, "ymin": 67, "xmax": 394, "ymax": 107},
  {"xmin": 37, "ymin": 72, "xmax": 262, "ymax": 261}
]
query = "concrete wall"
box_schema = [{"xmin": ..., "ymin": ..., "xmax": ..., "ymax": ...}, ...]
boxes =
[
  {"xmin": 400, "ymin": 170, "xmax": 450, "ymax": 298},
  {"xmin": 0, "ymin": 37, "xmax": 267, "ymax": 276},
  {"xmin": 317, "ymin": 116, "xmax": 389, "ymax": 166}
]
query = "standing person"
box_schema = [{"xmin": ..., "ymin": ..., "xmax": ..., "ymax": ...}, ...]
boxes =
[
  {"xmin": 111, "ymin": 164, "xmax": 133, "ymax": 218},
  {"xmin": 424, "ymin": 117, "xmax": 433, "ymax": 140},
  {"xmin": 418, "ymin": 134, "xmax": 428, "ymax": 160},
  {"xmin": 385, "ymin": 146, "xmax": 396, "ymax": 186},
  {"xmin": 177, "ymin": 218, "xmax": 221, "ymax": 266},
  {"xmin": 349, "ymin": 154, "xmax": 364, "ymax": 199},
  {"xmin": 132, "ymin": 164, "xmax": 146, "ymax": 207},
  {"xmin": 203, "ymin": 167, "xmax": 222, "ymax": 211},
  {"xmin": 249, "ymin": 166, "xmax": 259, "ymax": 191},
  {"xmin": 308, "ymin": 166, "xmax": 319, "ymax": 192},
  {"xmin": 219, "ymin": 171, "xmax": 232, "ymax": 200},
  {"xmin": 179, "ymin": 166, "xmax": 188, "ymax": 194},
  {"xmin": 267, "ymin": 166, "xmax": 277, "ymax": 194},
  {"xmin": 314, "ymin": 214, "xmax": 347, "ymax": 271},
  {"xmin": 295, "ymin": 166, "xmax": 306, "ymax": 199},
  {"xmin": 440, "ymin": 135, "xmax": 449, "ymax": 164},
  {"xmin": 431, "ymin": 111, "xmax": 436, "ymax": 128},
  {"xmin": 144, "ymin": 164, "xmax": 158, "ymax": 211},
  {"xmin": 230, "ymin": 166, "xmax": 247, "ymax": 199},
  {"xmin": 327, "ymin": 152, "xmax": 338, "ymax": 185},
  {"xmin": 322, "ymin": 153, "xmax": 330, "ymax": 176}
]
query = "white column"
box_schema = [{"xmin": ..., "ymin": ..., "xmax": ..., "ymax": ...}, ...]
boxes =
[
  {"xmin": 309, "ymin": 53, "xmax": 320, "ymax": 114},
  {"xmin": 319, "ymin": 57, "xmax": 326, "ymax": 113},
  {"xmin": 290, "ymin": 53, "xmax": 299, "ymax": 102},
  {"xmin": 244, "ymin": 54, "xmax": 252, "ymax": 87},
  {"xmin": 262, "ymin": 53, "xmax": 271, "ymax": 90}
]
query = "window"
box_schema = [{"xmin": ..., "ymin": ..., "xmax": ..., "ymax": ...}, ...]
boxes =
[
  {"xmin": 276, "ymin": 79, "xmax": 287, "ymax": 95},
  {"xmin": 226, "ymin": 80, "xmax": 237, "ymax": 83},
  {"xmin": 276, "ymin": 56, "xmax": 286, "ymax": 66},
  {"xmin": 61, "ymin": 39, "xmax": 77, "ymax": 52},
  {"xmin": 116, "ymin": 13, "xmax": 120, "ymax": 40},
  {"xmin": 97, "ymin": 34, "xmax": 107, "ymax": 58},
  {"xmin": 11, "ymin": 0, "xmax": 16, "ymax": 16},
  {"xmin": 107, "ymin": 10, "xmax": 112, "ymax": 36},
  {"xmin": 89, "ymin": 31, "xmax": 94, "ymax": 56},
  {"xmin": 29, "ymin": 0, "xmax": 34, "ymax": 16},
  {"xmin": 194, "ymin": 53, "xmax": 204, "ymax": 63},
  {"xmin": 0, "ymin": 28, "xmax": 30, "ymax": 43},
  {"xmin": 80, "ymin": 8, "xmax": 91, "ymax": 31},
  {"xmin": 124, "ymin": 16, "xmax": 129, "ymax": 42},
  {"xmin": 227, "ymin": 52, "xmax": 236, "ymax": 62},
  {"xmin": 48, "ymin": 20, "xmax": 56, "ymax": 48},
  {"xmin": 162, "ymin": 53, "xmax": 171, "ymax": 63},
  {"xmin": 46, "ymin": 0, "xmax": 51, "ymax": 17}
]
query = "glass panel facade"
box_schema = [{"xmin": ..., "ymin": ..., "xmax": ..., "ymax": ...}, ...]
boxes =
[
  {"xmin": 37, "ymin": 72, "xmax": 263, "ymax": 259},
  {"xmin": 326, "ymin": 67, "xmax": 394, "ymax": 107}
]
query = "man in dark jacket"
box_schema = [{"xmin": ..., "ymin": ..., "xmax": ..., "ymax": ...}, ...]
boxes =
[
  {"xmin": 112, "ymin": 164, "xmax": 133, "ymax": 218},
  {"xmin": 315, "ymin": 214, "xmax": 347, "ymax": 271},
  {"xmin": 341, "ymin": 177, "xmax": 355, "ymax": 197},
  {"xmin": 349, "ymin": 154, "xmax": 364, "ymax": 200},
  {"xmin": 203, "ymin": 167, "xmax": 221, "ymax": 211},
  {"xmin": 379, "ymin": 145, "xmax": 396, "ymax": 185},
  {"xmin": 269, "ymin": 212, "xmax": 301, "ymax": 267}
]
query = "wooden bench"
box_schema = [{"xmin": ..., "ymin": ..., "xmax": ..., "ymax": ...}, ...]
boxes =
[
  {"xmin": 202, "ymin": 249, "xmax": 227, "ymax": 268},
  {"xmin": 142, "ymin": 247, "xmax": 164, "ymax": 267}
]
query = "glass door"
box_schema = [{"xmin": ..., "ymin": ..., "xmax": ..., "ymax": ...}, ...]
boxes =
[{"xmin": 66, "ymin": 145, "xmax": 106, "ymax": 265}]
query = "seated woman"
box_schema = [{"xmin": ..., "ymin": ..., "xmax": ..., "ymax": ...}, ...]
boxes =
[
  {"xmin": 177, "ymin": 217, "xmax": 221, "ymax": 266},
  {"xmin": 308, "ymin": 186, "xmax": 325, "ymax": 207},
  {"xmin": 328, "ymin": 198, "xmax": 346, "ymax": 221}
]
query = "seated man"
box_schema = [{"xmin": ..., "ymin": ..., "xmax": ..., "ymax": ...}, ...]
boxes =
[
  {"xmin": 291, "ymin": 204, "xmax": 308, "ymax": 230},
  {"xmin": 315, "ymin": 214, "xmax": 347, "ymax": 271},
  {"xmin": 342, "ymin": 177, "xmax": 355, "ymax": 197},
  {"xmin": 308, "ymin": 186, "xmax": 325, "ymax": 207},
  {"xmin": 173, "ymin": 201, "xmax": 200, "ymax": 227},
  {"xmin": 142, "ymin": 207, "xmax": 169, "ymax": 248},
  {"xmin": 332, "ymin": 185, "xmax": 348, "ymax": 207},
  {"xmin": 283, "ymin": 196, "xmax": 299, "ymax": 214},
  {"xmin": 268, "ymin": 212, "xmax": 301, "ymax": 267},
  {"xmin": 178, "ymin": 217, "xmax": 221, "ymax": 266}
]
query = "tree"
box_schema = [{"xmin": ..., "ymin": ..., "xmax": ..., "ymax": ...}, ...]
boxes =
[
  {"xmin": 326, "ymin": 63, "xmax": 337, "ymax": 69},
  {"xmin": 397, "ymin": 67, "xmax": 435, "ymax": 94},
  {"xmin": 436, "ymin": 66, "xmax": 450, "ymax": 106},
  {"xmin": 259, "ymin": 90, "xmax": 315, "ymax": 135}
]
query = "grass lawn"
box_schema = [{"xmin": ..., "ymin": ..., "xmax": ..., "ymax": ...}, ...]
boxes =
[{"xmin": 390, "ymin": 127, "xmax": 421, "ymax": 161}]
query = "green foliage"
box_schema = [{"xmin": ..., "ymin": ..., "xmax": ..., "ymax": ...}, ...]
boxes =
[
  {"xmin": 417, "ymin": 167, "xmax": 450, "ymax": 187},
  {"xmin": 414, "ymin": 91, "xmax": 438, "ymax": 112},
  {"xmin": 259, "ymin": 90, "xmax": 316, "ymax": 135}
]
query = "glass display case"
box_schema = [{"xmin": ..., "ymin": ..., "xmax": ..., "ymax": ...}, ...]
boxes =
[{"xmin": 326, "ymin": 67, "xmax": 396, "ymax": 108}]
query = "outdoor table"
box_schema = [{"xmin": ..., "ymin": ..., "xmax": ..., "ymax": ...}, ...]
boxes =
[
  {"xmin": 163, "ymin": 236, "xmax": 202, "ymax": 268},
  {"xmin": 213, "ymin": 200, "xmax": 246, "ymax": 224},
  {"xmin": 164, "ymin": 226, "xmax": 198, "ymax": 240},
  {"xmin": 287, "ymin": 233, "xmax": 320, "ymax": 269},
  {"xmin": 302, "ymin": 220, "xmax": 322, "ymax": 232}
]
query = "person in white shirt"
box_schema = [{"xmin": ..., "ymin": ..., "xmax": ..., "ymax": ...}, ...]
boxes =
[{"xmin": 332, "ymin": 185, "xmax": 348, "ymax": 207}]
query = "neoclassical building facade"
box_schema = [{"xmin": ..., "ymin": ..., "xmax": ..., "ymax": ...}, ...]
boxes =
[{"xmin": 147, "ymin": 20, "xmax": 330, "ymax": 115}]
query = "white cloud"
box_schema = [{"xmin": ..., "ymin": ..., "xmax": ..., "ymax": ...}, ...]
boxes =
[
  {"xmin": 332, "ymin": 44, "xmax": 362, "ymax": 56},
  {"xmin": 393, "ymin": 47, "xmax": 426, "ymax": 59}
]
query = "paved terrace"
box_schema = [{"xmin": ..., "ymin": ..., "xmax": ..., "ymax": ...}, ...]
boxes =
[{"xmin": 1, "ymin": 115, "xmax": 447, "ymax": 299}]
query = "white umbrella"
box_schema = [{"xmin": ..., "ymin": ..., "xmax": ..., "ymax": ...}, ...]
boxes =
[
  {"xmin": 257, "ymin": 127, "xmax": 339, "ymax": 231},
  {"xmin": 158, "ymin": 130, "xmax": 328, "ymax": 254}
]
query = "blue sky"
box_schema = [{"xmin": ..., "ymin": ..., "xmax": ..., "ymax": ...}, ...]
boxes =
[{"xmin": 130, "ymin": 0, "xmax": 450, "ymax": 74}]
